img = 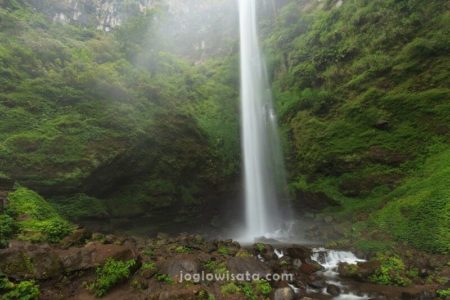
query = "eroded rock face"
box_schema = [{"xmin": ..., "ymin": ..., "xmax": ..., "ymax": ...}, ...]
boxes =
[
  {"xmin": 26, "ymin": 0, "xmax": 158, "ymax": 31},
  {"xmin": 0, "ymin": 240, "xmax": 137, "ymax": 280}
]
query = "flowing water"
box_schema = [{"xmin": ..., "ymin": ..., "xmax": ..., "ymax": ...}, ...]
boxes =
[{"xmin": 238, "ymin": 0, "xmax": 288, "ymax": 241}]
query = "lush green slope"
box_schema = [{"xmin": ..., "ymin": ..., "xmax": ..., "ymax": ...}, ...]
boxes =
[
  {"xmin": 0, "ymin": 2, "xmax": 239, "ymax": 221},
  {"xmin": 267, "ymin": 0, "xmax": 450, "ymax": 253}
]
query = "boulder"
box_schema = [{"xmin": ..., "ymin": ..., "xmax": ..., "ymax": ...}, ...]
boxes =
[
  {"xmin": 285, "ymin": 246, "xmax": 312, "ymax": 262},
  {"xmin": 60, "ymin": 228, "xmax": 91, "ymax": 249},
  {"xmin": 159, "ymin": 254, "xmax": 200, "ymax": 280},
  {"xmin": 226, "ymin": 256, "xmax": 272, "ymax": 279},
  {"xmin": 0, "ymin": 242, "xmax": 62, "ymax": 280},
  {"xmin": 299, "ymin": 261, "xmax": 322, "ymax": 275},
  {"xmin": 326, "ymin": 284, "xmax": 341, "ymax": 296},
  {"xmin": 308, "ymin": 279, "xmax": 326, "ymax": 290},
  {"xmin": 59, "ymin": 241, "xmax": 136, "ymax": 273},
  {"xmin": 274, "ymin": 287, "xmax": 295, "ymax": 300}
]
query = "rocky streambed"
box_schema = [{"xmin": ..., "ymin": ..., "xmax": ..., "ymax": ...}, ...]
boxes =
[{"xmin": 0, "ymin": 230, "xmax": 448, "ymax": 300}]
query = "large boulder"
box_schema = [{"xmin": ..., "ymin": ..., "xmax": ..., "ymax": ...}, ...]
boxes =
[
  {"xmin": 158, "ymin": 254, "xmax": 201, "ymax": 280},
  {"xmin": 59, "ymin": 241, "xmax": 136, "ymax": 273},
  {"xmin": 274, "ymin": 287, "xmax": 295, "ymax": 300},
  {"xmin": 0, "ymin": 242, "xmax": 61, "ymax": 280},
  {"xmin": 226, "ymin": 257, "xmax": 272, "ymax": 279}
]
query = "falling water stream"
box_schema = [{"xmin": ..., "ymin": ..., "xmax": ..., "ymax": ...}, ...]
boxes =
[{"xmin": 238, "ymin": 0, "xmax": 288, "ymax": 241}]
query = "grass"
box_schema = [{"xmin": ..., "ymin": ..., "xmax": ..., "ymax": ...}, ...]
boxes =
[{"xmin": 7, "ymin": 187, "xmax": 74, "ymax": 243}]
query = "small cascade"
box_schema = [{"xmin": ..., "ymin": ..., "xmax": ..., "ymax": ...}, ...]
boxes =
[
  {"xmin": 312, "ymin": 247, "xmax": 366, "ymax": 276},
  {"xmin": 311, "ymin": 248, "xmax": 370, "ymax": 300}
]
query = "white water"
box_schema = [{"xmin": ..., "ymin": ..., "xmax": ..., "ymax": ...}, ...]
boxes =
[
  {"xmin": 238, "ymin": 0, "xmax": 288, "ymax": 242},
  {"xmin": 311, "ymin": 248, "xmax": 370, "ymax": 300}
]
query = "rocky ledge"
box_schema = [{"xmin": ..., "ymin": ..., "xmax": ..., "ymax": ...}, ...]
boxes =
[{"xmin": 0, "ymin": 230, "xmax": 448, "ymax": 300}]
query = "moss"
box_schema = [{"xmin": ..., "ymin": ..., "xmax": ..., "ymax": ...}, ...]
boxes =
[
  {"xmin": 86, "ymin": 258, "xmax": 137, "ymax": 297},
  {"xmin": 220, "ymin": 282, "xmax": 240, "ymax": 295},
  {"xmin": 7, "ymin": 187, "xmax": 74, "ymax": 243},
  {"xmin": 268, "ymin": 0, "xmax": 450, "ymax": 254},
  {"xmin": 204, "ymin": 260, "xmax": 228, "ymax": 275},
  {"xmin": 174, "ymin": 245, "xmax": 192, "ymax": 254}
]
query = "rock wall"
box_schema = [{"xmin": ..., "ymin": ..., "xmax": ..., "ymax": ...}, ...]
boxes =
[{"xmin": 27, "ymin": 0, "xmax": 158, "ymax": 31}]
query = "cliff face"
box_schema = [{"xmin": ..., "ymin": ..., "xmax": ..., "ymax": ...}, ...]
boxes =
[{"xmin": 26, "ymin": 0, "xmax": 157, "ymax": 31}]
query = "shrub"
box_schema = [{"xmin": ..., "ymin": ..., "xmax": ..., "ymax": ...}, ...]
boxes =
[
  {"xmin": 369, "ymin": 255, "xmax": 412, "ymax": 286},
  {"xmin": 7, "ymin": 188, "xmax": 74, "ymax": 243},
  {"xmin": 0, "ymin": 214, "xmax": 17, "ymax": 248},
  {"xmin": 220, "ymin": 282, "xmax": 240, "ymax": 295},
  {"xmin": 1, "ymin": 279, "xmax": 40, "ymax": 300},
  {"xmin": 217, "ymin": 246, "xmax": 231, "ymax": 255},
  {"xmin": 437, "ymin": 288, "xmax": 450, "ymax": 298},
  {"xmin": 87, "ymin": 259, "xmax": 137, "ymax": 297},
  {"xmin": 155, "ymin": 274, "xmax": 174, "ymax": 284}
]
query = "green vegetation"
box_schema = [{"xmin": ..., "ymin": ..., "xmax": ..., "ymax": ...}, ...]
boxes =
[
  {"xmin": 0, "ymin": 277, "xmax": 40, "ymax": 300},
  {"xmin": 87, "ymin": 258, "xmax": 137, "ymax": 297},
  {"xmin": 217, "ymin": 246, "xmax": 231, "ymax": 256},
  {"xmin": 204, "ymin": 260, "xmax": 228, "ymax": 275},
  {"xmin": 267, "ymin": 0, "xmax": 450, "ymax": 253},
  {"xmin": 0, "ymin": 214, "xmax": 17, "ymax": 248},
  {"xmin": 369, "ymin": 254, "xmax": 414, "ymax": 286},
  {"xmin": 141, "ymin": 262, "xmax": 156, "ymax": 271},
  {"xmin": 155, "ymin": 274, "xmax": 174, "ymax": 284},
  {"xmin": 174, "ymin": 245, "xmax": 192, "ymax": 254},
  {"xmin": 220, "ymin": 281, "xmax": 272, "ymax": 299},
  {"xmin": 437, "ymin": 288, "xmax": 450, "ymax": 298},
  {"xmin": 0, "ymin": 0, "xmax": 239, "ymax": 223},
  {"xmin": 5, "ymin": 187, "xmax": 73, "ymax": 243},
  {"xmin": 220, "ymin": 282, "xmax": 240, "ymax": 295}
]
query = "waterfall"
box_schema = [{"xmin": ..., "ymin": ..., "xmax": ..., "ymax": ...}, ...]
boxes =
[{"xmin": 238, "ymin": 0, "xmax": 288, "ymax": 241}]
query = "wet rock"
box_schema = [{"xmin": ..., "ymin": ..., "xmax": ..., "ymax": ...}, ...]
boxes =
[
  {"xmin": 308, "ymin": 279, "xmax": 326, "ymax": 289},
  {"xmin": 59, "ymin": 241, "xmax": 136, "ymax": 273},
  {"xmin": 299, "ymin": 261, "xmax": 322, "ymax": 275},
  {"xmin": 226, "ymin": 256, "xmax": 272, "ymax": 278},
  {"xmin": 0, "ymin": 241, "xmax": 62, "ymax": 280},
  {"xmin": 285, "ymin": 246, "xmax": 311, "ymax": 262},
  {"xmin": 293, "ymin": 258, "xmax": 303, "ymax": 269},
  {"xmin": 159, "ymin": 254, "xmax": 200, "ymax": 280},
  {"xmin": 60, "ymin": 228, "xmax": 91, "ymax": 249},
  {"xmin": 253, "ymin": 243, "xmax": 276, "ymax": 261},
  {"xmin": 274, "ymin": 287, "xmax": 295, "ymax": 300},
  {"xmin": 338, "ymin": 260, "xmax": 380, "ymax": 281},
  {"xmin": 326, "ymin": 284, "xmax": 341, "ymax": 296}
]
